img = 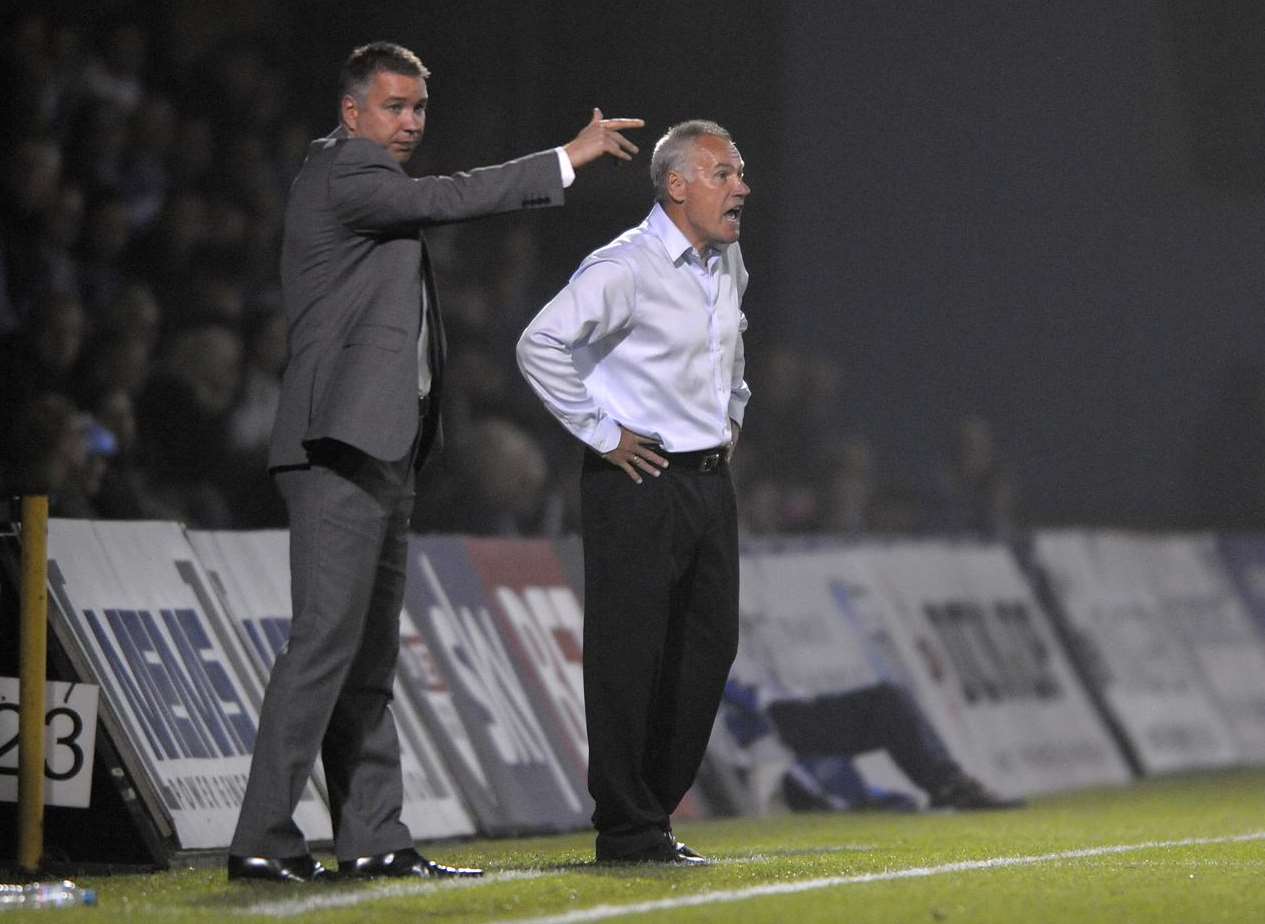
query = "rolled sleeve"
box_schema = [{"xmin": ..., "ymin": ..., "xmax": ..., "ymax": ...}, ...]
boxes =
[{"xmin": 516, "ymin": 260, "xmax": 635, "ymax": 452}]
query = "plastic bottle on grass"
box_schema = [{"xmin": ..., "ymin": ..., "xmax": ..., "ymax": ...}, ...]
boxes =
[{"xmin": 0, "ymin": 880, "xmax": 98, "ymax": 910}]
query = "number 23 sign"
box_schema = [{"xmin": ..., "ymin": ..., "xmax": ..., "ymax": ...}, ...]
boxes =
[{"xmin": 0, "ymin": 678, "xmax": 99, "ymax": 808}]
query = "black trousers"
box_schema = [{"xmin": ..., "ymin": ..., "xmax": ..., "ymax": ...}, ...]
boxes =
[{"xmin": 580, "ymin": 451, "xmax": 740, "ymax": 857}]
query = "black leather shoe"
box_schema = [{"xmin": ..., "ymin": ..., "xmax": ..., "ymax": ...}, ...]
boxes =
[
  {"xmin": 227, "ymin": 853, "xmax": 330, "ymax": 883},
  {"xmin": 338, "ymin": 847, "xmax": 483, "ymax": 879},
  {"xmin": 597, "ymin": 833, "xmax": 708, "ymax": 865},
  {"xmin": 670, "ymin": 836, "xmax": 705, "ymax": 861}
]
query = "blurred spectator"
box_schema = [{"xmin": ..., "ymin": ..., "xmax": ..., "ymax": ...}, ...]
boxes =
[
  {"xmin": 56, "ymin": 413, "xmax": 119, "ymax": 518},
  {"xmin": 869, "ymin": 481, "xmax": 934, "ymax": 534},
  {"xmin": 73, "ymin": 332, "xmax": 153, "ymax": 404},
  {"xmin": 0, "ymin": 290, "xmax": 86, "ymax": 434},
  {"xmin": 79, "ymin": 18, "xmax": 147, "ymax": 115},
  {"xmin": 136, "ymin": 323, "xmax": 242, "ymax": 527},
  {"xmin": 93, "ymin": 388, "xmax": 137, "ymax": 458},
  {"xmin": 0, "ymin": 393, "xmax": 85, "ymax": 512},
  {"xmin": 737, "ymin": 477, "xmax": 786, "ymax": 536},
  {"xmin": 819, "ymin": 433, "xmax": 875, "ymax": 535},
  {"xmin": 223, "ymin": 304, "xmax": 288, "ymax": 526},
  {"xmin": 34, "ymin": 180, "xmax": 84, "ymax": 300},
  {"xmin": 90, "ymin": 386, "xmax": 172, "ymax": 520},
  {"xmin": 169, "ymin": 114, "xmax": 214, "ymax": 185},
  {"xmin": 738, "ymin": 342, "xmax": 822, "ymax": 531},
  {"xmin": 0, "ymin": 11, "xmax": 54, "ymax": 133},
  {"xmin": 933, "ymin": 414, "xmax": 1019, "ymax": 538},
  {"xmin": 422, "ymin": 418, "xmax": 559, "ymax": 535},
  {"xmin": 722, "ymin": 679, "xmax": 1022, "ymax": 813},
  {"xmin": 127, "ymin": 187, "xmax": 207, "ymax": 304},
  {"xmin": 228, "ymin": 307, "xmax": 286, "ymax": 457},
  {"xmin": 64, "ymin": 100, "xmax": 130, "ymax": 192},
  {"xmin": 78, "ymin": 190, "xmax": 133, "ymax": 317},
  {"xmin": 99, "ymin": 281, "xmax": 161, "ymax": 355},
  {"xmin": 120, "ymin": 91, "xmax": 177, "ymax": 229},
  {"xmin": 155, "ymin": 246, "xmax": 249, "ymax": 332},
  {"xmin": 445, "ymin": 345, "xmax": 512, "ymax": 427},
  {"xmin": 1, "ymin": 138, "xmax": 63, "ymax": 323},
  {"xmin": 202, "ymin": 200, "xmax": 250, "ymax": 253}
]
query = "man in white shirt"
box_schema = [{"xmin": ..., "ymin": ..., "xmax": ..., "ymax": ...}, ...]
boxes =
[{"xmin": 517, "ymin": 120, "xmax": 751, "ymax": 864}]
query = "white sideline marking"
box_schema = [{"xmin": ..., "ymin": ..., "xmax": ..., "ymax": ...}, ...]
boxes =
[
  {"xmin": 237, "ymin": 869, "xmax": 547, "ymax": 918},
  {"xmin": 492, "ymin": 831, "xmax": 1265, "ymax": 924}
]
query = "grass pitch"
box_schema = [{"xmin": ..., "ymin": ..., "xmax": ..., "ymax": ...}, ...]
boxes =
[{"xmin": 8, "ymin": 769, "xmax": 1265, "ymax": 922}]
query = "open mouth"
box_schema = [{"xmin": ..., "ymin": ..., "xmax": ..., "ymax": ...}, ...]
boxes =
[{"xmin": 724, "ymin": 206, "xmax": 743, "ymax": 222}]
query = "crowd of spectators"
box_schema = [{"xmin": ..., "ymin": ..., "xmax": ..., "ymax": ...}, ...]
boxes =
[
  {"xmin": 0, "ymin": 9, "xmax": 1022, "ymax": 540},
  {"xmin": 0, "ymin": 9, "xmax": 301, "ymax": 528},
  {"xmin": 733, "ymin": 346, "xmax": 1019, "ymax": 538}
]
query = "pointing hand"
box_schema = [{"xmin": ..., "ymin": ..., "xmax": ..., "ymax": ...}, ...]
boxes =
[{"xmin": 564, "ymin": 108, "xmax": 645, "ymax": 169}]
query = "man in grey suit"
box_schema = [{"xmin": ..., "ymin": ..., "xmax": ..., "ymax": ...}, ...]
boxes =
[{"xmin": 226, "ymin": 41, "xmax": 643, "ymax": 883}]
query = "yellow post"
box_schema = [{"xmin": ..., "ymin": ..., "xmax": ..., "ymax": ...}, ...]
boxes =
[{"xmin": 18, "ymin": 495, "xmax": 49, "ymax": 875}]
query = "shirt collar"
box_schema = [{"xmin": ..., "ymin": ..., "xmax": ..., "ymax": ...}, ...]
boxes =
[{"xmin": 646, "ymin": 202, "xmax": 717, "ymax": 266}]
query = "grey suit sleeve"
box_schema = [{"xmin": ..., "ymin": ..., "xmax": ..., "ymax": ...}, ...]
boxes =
[{"xmin": 330, "ymin": 139, "xmax": 565, "ymax": 232}]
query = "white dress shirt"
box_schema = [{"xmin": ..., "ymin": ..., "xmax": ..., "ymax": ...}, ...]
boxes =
[{"xmin": 517, "ymin": 202, "xmax": 751, "ymax": 453}]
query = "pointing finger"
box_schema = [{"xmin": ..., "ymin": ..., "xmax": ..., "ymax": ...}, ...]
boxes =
[{"xmin": 600, "ymin": 118, "xmax": 645, "ymax": 130}]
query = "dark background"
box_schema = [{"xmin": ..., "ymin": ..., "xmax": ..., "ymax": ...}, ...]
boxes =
[{"xmin": 29, "ymin": 0, "xmax": 1265, "ymax": 529}]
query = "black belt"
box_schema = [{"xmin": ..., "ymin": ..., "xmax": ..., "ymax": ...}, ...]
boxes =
[
  {"xmin": 585, "ymin": 445, "xmax": 728, "ymax": 474},
  {"xmin": 652, "ymin": 446, "xmax": 728, "ymax": 473}
]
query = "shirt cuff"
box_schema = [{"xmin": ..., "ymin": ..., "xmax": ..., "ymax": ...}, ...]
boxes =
[
  {"xmin": 589, "ymin": 415, "xmax": 622, "ymax": 454},
  {"xmin": 555, "ymin": 147, "xmax": 576, "ymax": 188}
]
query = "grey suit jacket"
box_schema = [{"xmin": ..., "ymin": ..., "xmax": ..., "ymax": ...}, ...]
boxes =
[{"xmin": 268, "ymin": 128, "xmax": 566, "ymax": 469}]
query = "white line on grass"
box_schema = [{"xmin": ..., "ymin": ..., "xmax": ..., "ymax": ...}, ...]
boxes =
[
  {"xmin": 492, "ymin": 831, "xmax": 1265, "ymax": 924},
  {"xmin": 237, "ymin": 869, "xmax": 547, "ymax": 919},
  {"xmin": 234, "ymin": 849, "xmax": 872, "ymax": 918}
]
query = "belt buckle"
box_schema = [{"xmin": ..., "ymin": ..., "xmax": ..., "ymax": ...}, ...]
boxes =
[{"xmin": 700, "ymin": 452, "xmax": 720, "ymax": 473}]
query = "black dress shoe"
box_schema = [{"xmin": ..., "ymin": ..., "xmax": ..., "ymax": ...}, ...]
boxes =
[
  {"xmin": 227, "ymin": 853, "xmax": 330, "ymax": 883},
  {"xmin": 597, "ymin": 833, "xmax": 708, "ymax": 865},
  {"xmin": 338, "ymin": 846, "xmax": 483, "ymax": 879},
  {"xmin": 670, "ymin": 836, "xmax": 705, "ymax": 861}
]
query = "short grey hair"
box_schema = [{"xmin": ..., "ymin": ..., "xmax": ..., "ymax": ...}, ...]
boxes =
[
  {"xmin": 339, "ymin": 42, "xmax": 429, "ymax": 105},
  {"xmin": 650, "ymin": 120, "xmax": 733, "ymax": 203}
]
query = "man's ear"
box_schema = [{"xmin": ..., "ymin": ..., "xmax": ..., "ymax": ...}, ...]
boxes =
[
  {"xmin": 340, "ymin": 94, "xmax": 360, "ymax": 133},
  {"xmin": 666, "ymin": 169, "xmax": 688, "ymax": 204}
]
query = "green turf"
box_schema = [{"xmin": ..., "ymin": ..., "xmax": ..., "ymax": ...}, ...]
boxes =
[{"xmin": 7, "ymin": 769, "xmax": 1265, "ymax": 922}]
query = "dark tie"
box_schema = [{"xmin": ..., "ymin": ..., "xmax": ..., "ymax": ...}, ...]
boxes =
[{"xmin": 416, "ymin": 234, "xmax": 446, "ymax": 468}]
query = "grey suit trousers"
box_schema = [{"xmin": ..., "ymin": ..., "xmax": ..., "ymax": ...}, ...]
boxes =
[{"xmin": 230, "ymin": 438, "xmax": 416, "ymax": 860}]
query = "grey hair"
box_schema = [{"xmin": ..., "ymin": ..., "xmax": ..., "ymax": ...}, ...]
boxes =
[{"xmin": 650, "ymin": 120, "xmax": 733, "ymax": 203}]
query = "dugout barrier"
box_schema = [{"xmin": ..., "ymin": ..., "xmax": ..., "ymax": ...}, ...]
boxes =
[{"xmin": 5, "ymin": 521, "xmax": 1265, "ymax": 865}]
